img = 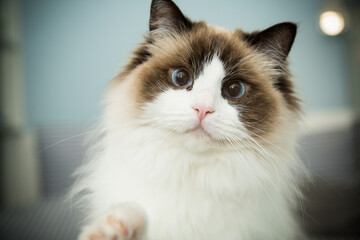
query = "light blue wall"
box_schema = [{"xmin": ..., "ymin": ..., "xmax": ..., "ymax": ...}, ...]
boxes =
[{"xmin": 21, "ymin": 0, "xmax": 352, "ymax": 127}]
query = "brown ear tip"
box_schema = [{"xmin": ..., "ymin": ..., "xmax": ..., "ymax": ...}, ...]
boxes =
[
  {"xmin": 287, "ymin": 22, "xmax": 297, "ymax": 32},
  {"xmin": 151, "ymin": 0, "xmax": 174, "ymax": 9},
  {"xmin": 278, "ymin": 22, "xmax": 298, "ymax": 36},
  {"xmin": 151, "ymin": 0, "xmax": 171, "ymax": 4},
  {"xmin": 149, "ymin": 0, "xmax": 193, "ymax": 33}
]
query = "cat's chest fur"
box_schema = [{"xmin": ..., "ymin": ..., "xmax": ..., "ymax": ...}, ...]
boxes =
[{"xmin": 88, "ymin": 129, "xmax": 298, "ymax": 240}]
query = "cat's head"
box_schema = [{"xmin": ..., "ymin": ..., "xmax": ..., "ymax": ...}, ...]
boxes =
[{"xmin": 106, "ymin": 0, "xmax": 301, "ymax": 152}]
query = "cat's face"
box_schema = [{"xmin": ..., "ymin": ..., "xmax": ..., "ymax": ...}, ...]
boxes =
[{"xmin": 107, "ymin": 0, "xmax": 300, "ymax": 151}]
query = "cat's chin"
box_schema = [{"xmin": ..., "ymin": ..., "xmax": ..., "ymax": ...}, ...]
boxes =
[
  {"xmin": 174, "ymin": 126, "xmax": 219, "ymax": 153},
  {"xmin": 187, "ymin": 125, "xmax": 211, "ymax": 138}
]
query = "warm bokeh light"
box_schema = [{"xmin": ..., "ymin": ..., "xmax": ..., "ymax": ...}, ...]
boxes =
[{"xmin": 319, "ymin": 11, "xmax": 345, "ymax": 36}]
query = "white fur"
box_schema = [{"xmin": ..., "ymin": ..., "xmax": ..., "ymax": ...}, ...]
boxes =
[{"xmin": 76, "ymin": 56, "xmax": 303, "ymax": 240}]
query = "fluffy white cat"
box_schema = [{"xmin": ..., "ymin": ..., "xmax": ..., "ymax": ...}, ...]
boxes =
[{"xmin": 76, "ymin": 0, "xmax": 305, "ymax": 239}]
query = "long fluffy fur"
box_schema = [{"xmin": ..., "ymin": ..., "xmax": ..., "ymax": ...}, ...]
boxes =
[{"xmin": 73, "ymin": 1, "xmax": 306, "ymax": 239}]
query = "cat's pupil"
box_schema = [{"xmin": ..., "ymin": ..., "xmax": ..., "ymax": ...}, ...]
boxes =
[
  {"xmin": 228, "ymin": 83, "xmax": 241, "ymax": 97},
  {"xmin": 222, "ymin": 80, "xmax": 246, "ymax": 99},
  {"xmin": 175, "ymin": 71, "xmax": 187, "ymax": 85}
]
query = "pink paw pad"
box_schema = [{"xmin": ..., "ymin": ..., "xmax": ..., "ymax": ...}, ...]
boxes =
[
  {"xmin": 78, "ymin": 203, "xmax": 147, "ymax": 240},
  {"xmin": 106, "ymin": 215, "xmax": 129, "ymax": 237}
]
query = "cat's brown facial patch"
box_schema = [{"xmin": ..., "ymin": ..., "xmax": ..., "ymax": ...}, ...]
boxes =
[
  {"xmin": 112, "ymin": 0, "xmax": 300, "ymax": 141},
  {"xmin": 128, "ymin": 24, "xmax": 293, "ymax": 137}
]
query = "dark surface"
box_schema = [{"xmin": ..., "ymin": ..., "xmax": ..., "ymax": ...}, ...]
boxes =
[
  {"xmin": 301, "ymin": 178, "xmax": 360, "ymax": 238},
  {"xmin": 0, "ymin": 197, "xmax": 83, "ymax": 240},
  {"xmin": 298, "ymin": 120, "xmax": 360, "ymax": 238}
]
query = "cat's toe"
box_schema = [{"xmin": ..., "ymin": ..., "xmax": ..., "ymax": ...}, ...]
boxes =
[
  {"xmin": 78, "ymin": 220, "xmax": 132, "ymax": 240},
  {"xmin": 106, "ymin": 215, "xmax": 129, "ymax": 237},
  {"xmin": 78, "ymin": 203, "xmax": 147, "ymax": 240}
]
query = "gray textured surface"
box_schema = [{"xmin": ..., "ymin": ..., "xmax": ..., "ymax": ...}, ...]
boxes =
[
  {"xmin": 0, "ymin": 123, "xmax": 359, "ymax": 239},
  {"xmin": 0, "ymin": 197, "xmax": 83, "ymax": 240},
  {"xmin": 298, "ymin": 126, "xmax": 358, "ymax": 182}
]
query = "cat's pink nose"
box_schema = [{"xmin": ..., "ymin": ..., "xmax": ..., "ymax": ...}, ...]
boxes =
[{"xmin": 192, "ymin": 105, "xmax": 215, "ymax": 122}]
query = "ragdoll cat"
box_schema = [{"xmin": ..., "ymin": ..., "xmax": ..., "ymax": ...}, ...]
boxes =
[{"xmin": 76, "ymin": 0, "xmax": 304, "ymax": 239}]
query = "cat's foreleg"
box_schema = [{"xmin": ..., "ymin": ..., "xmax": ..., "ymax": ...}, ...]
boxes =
[{"xmin": 78, "ymin": 203, "xmax": 148, "ymax": 240}]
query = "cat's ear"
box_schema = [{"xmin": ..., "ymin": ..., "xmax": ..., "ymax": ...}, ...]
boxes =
[
  {"xmin": 150, "ymin": 0, "xmax": 193, "ymax": 34},
  {"xmin": 245, "ymin": 22, "xmax": 297, "ymax": 63}
]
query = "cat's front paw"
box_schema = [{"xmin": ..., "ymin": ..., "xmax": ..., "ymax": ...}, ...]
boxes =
[{"xmin": 78, "ymin": 203, "xmax": 147, "ymax": 240}]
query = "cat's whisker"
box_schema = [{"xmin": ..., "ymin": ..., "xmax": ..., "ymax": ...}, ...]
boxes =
[
  {"xmin": 224, "ymin": 134, "xmax": 299, "ymax": 212},
  {"xmin": 213, "ymin": 123, "xmax": 284, "ymax": 172},
  {"xmin": 239, "ymin": 114, "xmax": 271, "ymax": 126},
  {"xmin": 39, "ymin": 128, "xmax": 104, "ymax": 153},
  {"xmin": 39, "ymin": 122, "xmax": 138, "ymax": 153},
  {"xmin": 234, "ymin": 133, "xmax": 306, "ymax": 207},
  {"xmin": 208, "ymin": 121, "xmax": 279, "ymax": 181},
  {"xmin": 223, "ymin": 138, "xmax": 264, "ymax": 200},
  {"xmin": 240, "ymin": 124, "xmax": 306, "ymax": 169}
]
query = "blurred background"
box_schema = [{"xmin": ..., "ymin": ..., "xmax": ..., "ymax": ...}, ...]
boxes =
[{"xmin": 0, "ymin": 0, "xmax": 359, "ymax": 239}]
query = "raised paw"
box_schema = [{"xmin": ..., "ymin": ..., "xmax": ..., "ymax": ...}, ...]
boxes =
[{"xmin": 78, "ymin": 203, "xmax": 147, "ymax": 240}]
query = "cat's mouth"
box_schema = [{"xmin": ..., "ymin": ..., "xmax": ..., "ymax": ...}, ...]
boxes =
[{"xmin": 187, "ymin": 124, "xmax": 212, "ymax": 138}]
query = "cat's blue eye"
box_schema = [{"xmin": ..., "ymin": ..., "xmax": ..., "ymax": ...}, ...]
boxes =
[
  {"xmin": 222, "ymin": 80, "xmax": 246, "ymax": 99},
  {"xmin": 171, "ymin": 68, "xmax": 193, "ymax": 88}
]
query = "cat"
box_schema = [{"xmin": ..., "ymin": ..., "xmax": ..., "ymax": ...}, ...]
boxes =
[{"xmin": 75, "ymin": 0, "xmax": 305, "ymax": 239}]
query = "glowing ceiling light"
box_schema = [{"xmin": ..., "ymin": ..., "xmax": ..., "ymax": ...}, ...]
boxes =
[{"xmin": 319, "ymin": 11, "xmax": 345, "ymax": 36}]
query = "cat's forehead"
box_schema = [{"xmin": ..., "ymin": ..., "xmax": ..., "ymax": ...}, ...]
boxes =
[
  {"xmin": 208, "ymin": 25, "xmax": 234, "ymax": 36},
  {"xmin": 148, "ymin": 23, "xmax": 256, "ymax": 79}
]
